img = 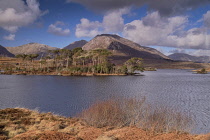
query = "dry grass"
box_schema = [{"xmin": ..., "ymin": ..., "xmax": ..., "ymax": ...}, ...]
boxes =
[
  {"xmin": 79, "ymin": 98, "xmax": 193, "ymax": 134},
  {"xmin": 0, "ymin": 107, "xmax": 209, "ymax": 140},
  {"xmin": 0, "ymin": 108, "xmax": 84, "ymax": 139},
  {"xmin": 78, "ymin": 99, "xmax": 128, "ymax": 128}
]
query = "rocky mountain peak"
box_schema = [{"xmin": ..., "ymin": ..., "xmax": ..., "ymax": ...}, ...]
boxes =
[
  {"xmin": 5, "ymin": 43, "xmax": 57, "ymax": 57},
  {"xmin": 96, "ymin": 34, "xmax": 121, "ymax": 39},
  {"xmin": 82, "ymin": 34, "xmax": 170, "ymax": 64}
]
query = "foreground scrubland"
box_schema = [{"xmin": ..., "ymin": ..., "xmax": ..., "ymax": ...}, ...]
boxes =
[{"xmin": 1, "ymin": 98, "xmax": 210, "ymax": 140}]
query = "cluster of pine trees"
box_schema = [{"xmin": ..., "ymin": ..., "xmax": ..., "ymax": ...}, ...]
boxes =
[{"xmin": 3, "ymin": 47, "xmax": 144, "ymax": 75}]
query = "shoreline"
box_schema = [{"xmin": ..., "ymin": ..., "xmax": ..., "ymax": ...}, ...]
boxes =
[
  {"xmin": 1, "ymin": 68, "xmax": 209, "ymax": 76},
  {"xmin": 0, "ymin": 71, "xmax": 147, "ymax": 76},
  {"xmin": 0, "ymin": 72, "xmax": 128, "ymax": 76},
  {"xmin": 1, "ymin": 108, "xmax": 210, "ymax": 140}
]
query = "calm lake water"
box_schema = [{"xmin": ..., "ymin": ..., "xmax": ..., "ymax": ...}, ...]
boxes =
[{"xmin": 0, "ymin": 69, "xmax": 210, "ymax": 134}]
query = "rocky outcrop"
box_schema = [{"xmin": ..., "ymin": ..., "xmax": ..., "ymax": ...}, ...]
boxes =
[
  {"xmin": 168, "ymin": 53, "xmax": 210, "ymax": 63},
  {"xmin": 64, "ymin": 40, "xmax": 88, "ymax": 50},
  {"xmin": 82, "ymin": 34, "xmax": 170, "ymax": 64},
  {"xmin": 0, "ymin": 45, "xmax": 14, "ymax": 57}
]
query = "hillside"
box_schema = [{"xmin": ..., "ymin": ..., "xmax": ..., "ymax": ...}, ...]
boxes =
[
  {"xmin": 82, "ymin": 34, "xmax": 170, "ymax": 64},
  {"xmin": 6, "ymin": 43, "xmax": 58, "ymax": 57},
  {"xmin": 64, "ymin": 40, "xmax": 87, "ymax": 50},
  {"xmin": 0, "ymin": 45, "xmax": 14, "ymax": 57},
  {"xmin": 168, "ymin": 53, "xmax": 210, "ymax": 63}
]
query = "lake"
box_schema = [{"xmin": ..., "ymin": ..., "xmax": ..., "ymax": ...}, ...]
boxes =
[{"xmin": 0, "ymin": 69, "xmax": 210, "ymax": 134}]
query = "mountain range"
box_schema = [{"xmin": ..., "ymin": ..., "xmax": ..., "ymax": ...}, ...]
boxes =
[
  {"xmin": 168, "ymin": 53, "xmax": 210, "ymax": 63},
  {"xmin": 1, "ymin": 34, "xmax": 209, "ymax": 67},
  {"xmin": 2, "ymin": 34, "xmax": 170, "ymax": 65}
]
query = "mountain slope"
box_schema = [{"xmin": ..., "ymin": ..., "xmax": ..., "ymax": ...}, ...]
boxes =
[
  {"xmin": 82, "ymin": 34, "xmax": 170, "ymax": 64},
  {"xmin": 6, "ymin": 43, "xmax": 58, "ymax": 57},
  {"xmin": 64, "ymin": 40, "xmax": 87, "ymax": 50},
  {"xmin": 168, "ymin": 53, "xmax": 210, "ymax": 63},
  {"xmin": 0, "ymin": 45, "xmax": 14, "ymax": 57}
]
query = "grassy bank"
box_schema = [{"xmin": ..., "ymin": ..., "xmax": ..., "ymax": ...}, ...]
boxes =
[{"xmin": 0, "ymin": 99, "xmax": 210, "ymax": 140}]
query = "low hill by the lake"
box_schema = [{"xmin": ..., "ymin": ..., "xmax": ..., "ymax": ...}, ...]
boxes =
[
  {"xmin": 64, "ymin": 40, "xmax": 88, "ymax": 50},
  {"xmin": 82, "ymin": 34, "xmax": 170, "ymax": 65},
  {"xmin": 6, "ymin": 43, "xmax": 58, "ymax": 58},
  {"xmin": 0, "ymin": 45, "xmax": 14, "ymax": 57},
  {"xmin": 168, "ymin": 53, "xmax": 210, "ymax": 63}
]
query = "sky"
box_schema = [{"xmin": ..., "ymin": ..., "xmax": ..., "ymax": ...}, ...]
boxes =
[{"xmin": 0, "ymin": 0, "xmax": 210, "ymax": 56}]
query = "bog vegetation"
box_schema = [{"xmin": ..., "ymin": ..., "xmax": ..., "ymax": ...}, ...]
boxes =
[
  {"xmin": 0, "ymin": 48, "xmax": 144, "ymax": 76},
  {"xmin": 0, "ymin": 98, "xmax": 195, "ymax": 139},
  {"xmin": 79, "ymin": 98, "xmax": 193, "ymax": 133}
]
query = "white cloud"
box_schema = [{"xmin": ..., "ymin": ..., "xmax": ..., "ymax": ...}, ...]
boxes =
[
  {"xmin": 169, "ymin": 48, "xmax": 187, "ymax": 54},
  {"xmin": 103, "ymin": 8, "xmax": 129, "ymax": 33},
  {"xmin": 123, "ymin": 11, "xmax": 210, "ymax": 50},
  {"xmin": 203, "ymin": 11, "xmax": 210, "ymax": 28},
  {"xmin": 191, "ymin": 49, "xmax": 210, "ymax": 57},
  {"xmin": 75, "ymin": 18, "xmax": 102, "ymax": 38},
  {"xmin": 75, "ymin": 7, "xmax": 210, "ymax": 51},
  {"xmin": 3, "ymin": 34, "xmax": 15, "ymax": 41},
  {"xmin": 0, "ymin": 0, "xmax": 46, "ymax": 33},
  {"xmin": 75, "ymin": 8, "xmax": 129, "ymax": 38},
  {"xmin": 54, "ymin": 21, "xmax": 65, "ymax": 26},
  {"xmin": 48, "ymin": 21, "xmax": 70, "ymax": 36}
]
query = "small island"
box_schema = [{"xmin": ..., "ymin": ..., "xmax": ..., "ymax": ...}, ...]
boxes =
[
  {"xmin": 196, "ymin": 68, "xmax": 208, "ymax": 74},
  {"xmin": 0, "ymin": 48, "xmax": 144, "ymax": 76}
]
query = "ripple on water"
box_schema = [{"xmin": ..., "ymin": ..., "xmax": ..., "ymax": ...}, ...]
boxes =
[{"xmin": 0, "ymin": 69, "xmax": 210, "ymax": 134}]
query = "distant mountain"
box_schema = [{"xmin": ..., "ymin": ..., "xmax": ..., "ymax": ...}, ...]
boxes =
[
  {"xmin": 64, "ymin": 40, "xmax": 88, "ymax": 50},
  {"xmin": 0, "ymin": 45, "xmax": 14, "ymax": 57},
  {"xmin": 82, "ymin": 34, "xmax": 170, "ymax": 64},
  {"xmin": 168, "ymin": 53, "xmax": 210, "ymax": 63},
  {"xmin": 6, "ymin": 43, "xmax": 58, "ymax": 58}
]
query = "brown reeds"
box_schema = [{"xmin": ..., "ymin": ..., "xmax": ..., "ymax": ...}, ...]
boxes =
[{"xmin": 79, "ymin": 98, "xmax": 193, "ymax": 133}]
